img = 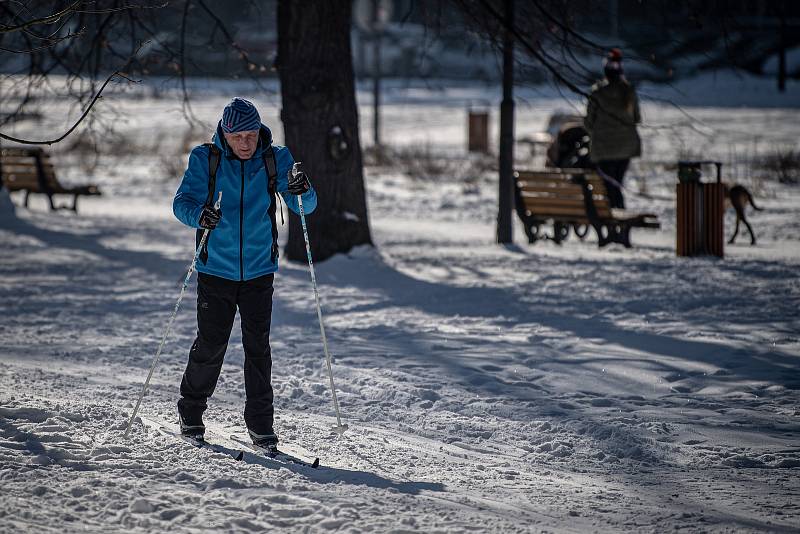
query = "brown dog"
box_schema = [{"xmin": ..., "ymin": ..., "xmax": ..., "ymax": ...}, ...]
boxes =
[{"xmin": 724, "ymin": 184, "xmax": 763, "ymax": 245}]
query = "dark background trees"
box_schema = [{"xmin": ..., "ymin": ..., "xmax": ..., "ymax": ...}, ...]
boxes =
[{"xmin": 2, "ymin": 1, "xmax": 797, "ymax": 257}]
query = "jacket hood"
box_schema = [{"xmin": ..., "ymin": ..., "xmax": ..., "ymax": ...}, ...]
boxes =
[{"xmin": 213, "ymin": 122, "xmax": 273, "ymax": 159}]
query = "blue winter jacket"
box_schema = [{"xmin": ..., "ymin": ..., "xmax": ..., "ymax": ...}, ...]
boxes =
[{"xmin": 173, "ymin": 123, "xmax": 317, "ymax": 281}]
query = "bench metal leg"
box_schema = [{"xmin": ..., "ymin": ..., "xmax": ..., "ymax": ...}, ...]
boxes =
[
  {"xmin": 619, "ymin": 225, "xmax": 632, "ymax": 248},
  {"xmin": 524, "ymin": 225, "xmax": 535, "ymax": 243},
  {"xmin": 573, "ymin": 224, "xmax": 590, "ymax": 240},
  {"xmin": 598, "ymin": 224, "xmax": 632, "ymax": 248},
  {"xmin": 47, "ymin": 193, "xmax": 56, "ymax": 211},
  {"xmin": 525, "ymin": 223, "xmax": 541, "ymax": 243},
  {"xmin": 593, "ymin": 223, "xmax": 609, "ymax": 247},
  {"xmin": 551, "ymin": 222, "xmax": 569, "ymax": 244},
  {"xmin": 24, "ymin": 190, "xmax": 31, "ymax": 208},
  {"xmin": 522, "ymin": 220, "xmax": 541, "ymax": 243}
]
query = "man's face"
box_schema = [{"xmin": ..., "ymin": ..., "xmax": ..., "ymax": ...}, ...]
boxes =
[{"xmin": 223, "ymin": 130, "xmax": 259, "ymax": 160}]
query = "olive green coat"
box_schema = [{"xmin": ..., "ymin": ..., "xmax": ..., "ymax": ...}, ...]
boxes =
[{"xmin": 584, "ymin": 79, "xmax": 641, "ymax": 162}]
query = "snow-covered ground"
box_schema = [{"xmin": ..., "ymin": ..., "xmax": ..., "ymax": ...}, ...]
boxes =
[{"xmin": 1, "ymin": 75, "xmax": 799, "ymax": 532}]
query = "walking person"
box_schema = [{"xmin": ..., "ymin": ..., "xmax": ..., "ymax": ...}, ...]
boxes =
[
  {"xmin": 172, "ymin": 97, "xmax": 316, "ymax": 448},
  {"xmin": 584, "ymin": 48, "xmax": 642, "ymax": 209}
]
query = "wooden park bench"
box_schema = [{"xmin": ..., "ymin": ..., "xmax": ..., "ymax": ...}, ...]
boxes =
[
  {"xmin": 514, "ymin": 168, "xmax": 660, "ymax": 248},
  {"xmin": 0, "ymin": 147, "xmax": 100, "ymax": 212}
]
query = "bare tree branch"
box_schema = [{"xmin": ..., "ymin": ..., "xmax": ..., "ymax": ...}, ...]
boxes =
[
  {"xmin": 178, "ymin": 0, "xmax": 202, "ymax": 127},
  {"xmin": 531, "ymin": 0, "xmax": 606, "ymax": 53},
  {"xmin": 0, "ymin": 41, "xmax": 146, "ymax": 145},
  {"xmin": 0, "ymin": 27, "xmax": 84, "ymax": 53},
  {"xmin": 0, "ymin": 72, "xmax": 117, "ymax": 145},
  {"xmin": 72, "ymin": 1, "xmax": 170, "ymax": 15},
  {"xmin": 194, "ymin": 0, "xmax": 258, "ymax": 72},
  {"xmin": 474, "ymin": 0, "xmax": 590, "ymax": 98},
  {"xmin": 0, "ymin": 0, "xmax": 83, "ymax": 34}
]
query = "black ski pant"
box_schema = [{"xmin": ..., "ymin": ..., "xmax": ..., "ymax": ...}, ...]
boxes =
[
  {"xmin": 178, "ymin": 272, "xmax": 275, "ymax": 435},
  {"xmin": 596, "ymin": 159, "xmax": 630, "ymax": 209}
]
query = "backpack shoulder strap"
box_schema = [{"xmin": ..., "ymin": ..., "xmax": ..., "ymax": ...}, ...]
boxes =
[
  {"xmin": 262, "ymin": 144, "xmax": 280, "ymax": 262},
  {"xmin": 263, "ymin": 145, "xmax": 277, "ymax": 189},
  {"xmin": 197, "ymin": 143, "xmax": 221, "ymax": 265},
  {"xmin": 203, "ymin": 143, "xmax": 221, "ymax": 206}
]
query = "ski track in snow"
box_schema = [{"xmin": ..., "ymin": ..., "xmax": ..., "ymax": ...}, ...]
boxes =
[{"xmin": 1, "ymin": 80, "xmax": 800, "ymax": 532}]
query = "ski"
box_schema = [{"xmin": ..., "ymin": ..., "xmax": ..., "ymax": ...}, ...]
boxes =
[
  {"xmin": 177, "ymin": 434, "xmax": 245, "ymax": 462},
  {"xmin": 230, "ymin": 435, "xmax": 320, "ymax": 469},
  {"xmin": 140, "ymin": 417, "xmax": 244, "ymax": 461},
  {"xmin": 140, "ymin": 416, "xmax": 320, "ymax": 468}
]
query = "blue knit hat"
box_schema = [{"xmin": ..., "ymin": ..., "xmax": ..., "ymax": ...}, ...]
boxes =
[{"xmin": 220, "ymin": 98, "xmax": 261, "ymax": 133}]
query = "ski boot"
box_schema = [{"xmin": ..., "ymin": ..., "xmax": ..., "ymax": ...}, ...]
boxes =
[
  {"xmin": 178, "ymin": 413, "xmax": 205, "ymax": 442},
  {"xmin": 249, "ymin": 428, "xmax": 279, "ymax": 451}
]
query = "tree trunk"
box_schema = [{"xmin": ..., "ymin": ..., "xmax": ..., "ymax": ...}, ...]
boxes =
[
  {"xmin": 497, "ymin": 0, "xmax": 514, "ymax": 244},
  {"xmin": 277, "ymin": 0, "xmax": 372, "ymax": 262}
]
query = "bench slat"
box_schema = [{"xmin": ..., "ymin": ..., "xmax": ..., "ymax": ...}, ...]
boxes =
[
  {"xmin": 519, "ymin": 169, "xmax": 602, "ymax": 180},
  {"xmin": 1, "ymin": 168, "xmax": 53, "ymax": 178},
  {"xmin": 518, "ymin": 185, "xmax": 579, "ymax": 192},
  {"xmin": 4, "ymin": 173, "xmax": 40, "ymax": 182},
  {"xmin": 518, "ymin": 185, "xmax": 584, "ymax": 196},
  {"xmin": 522, "ymin": 197, "xmax": 586, "ymax": 209},
  {"xmin": 520, "ymin": 191, "xmax": 584, "ymax": 200},
  {"xmin": 517, "ymin": 174, "xmax": 583, "ymax": 182},
  {"xmin": 518, "ymin": 180, "xmax": 583, "ymax": 188},
  {"xmin": 1, "ymin": 168, "xmax": 39, "ymax": 176},
  {"xmin": 515, "ymin": 171, "xmax": 572, "ymax": 179},
  {"xmin": 525, "ymin": 208, "xmax": 613, "ymax": 219},
  {"xmin": 2, "ymin": 169, "xmax": 57, "ymax": 188},
  {"xmin": 3, "ymin": 177, "xmax": 41, "ymax": 191},
  {"xmin": 0, "ymin": 159, "xmax": 38, "ymax": 165},
  {"xmin": 0, "ymin": 159, "xmax": 55, "ymax": 173},
  {"xmin": 525, "ymin": 202, "xmax": 612, "ymax": 219},
  {"xmin": 525, "ymin": 207, "xmax": 594, "ymax": 218}
]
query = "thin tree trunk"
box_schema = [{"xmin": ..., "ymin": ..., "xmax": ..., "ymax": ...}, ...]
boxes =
[
  {"xmin": 778, "ymin": 9, "xmax": 787, "ymax": 93},
  {"xmin": 497, "ymin": 0, "xmax": 514, "ymax": 244},
  {"xmin": 277, "ymin": 0, "xmax": 372, "ymax": 262}
]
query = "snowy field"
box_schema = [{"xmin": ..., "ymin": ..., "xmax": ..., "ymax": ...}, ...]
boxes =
[{"xmin": 1, "ymin": 74, "xmax": 799, "ymax": 532}]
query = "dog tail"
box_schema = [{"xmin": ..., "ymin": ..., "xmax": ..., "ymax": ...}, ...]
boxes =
[{"xmin": 746, "ymin": 189, "xmax": 763, "ymax": 211}]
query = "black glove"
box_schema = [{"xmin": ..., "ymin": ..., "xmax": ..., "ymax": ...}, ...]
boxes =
[
  {"xmin": 198, "ymin": 205, "xmax": 221, "ymax": 230},
  {"xmin": 287, "ymin": 170, "xmax": 310, "ymax": 195}
]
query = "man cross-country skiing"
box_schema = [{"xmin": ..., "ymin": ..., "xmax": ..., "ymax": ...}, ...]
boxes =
[{"xmin": 173, "ymin": 97, "xmax": 316, "ymax": 448}]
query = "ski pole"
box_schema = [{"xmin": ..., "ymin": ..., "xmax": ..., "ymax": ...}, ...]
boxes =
[
  {"xmin": 293, "ymin": 163, "xmax": 348, "ymax": 437},
  {"xmin": 124, "ymin": 191, "xmax": 222, "ymax": 438}
]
